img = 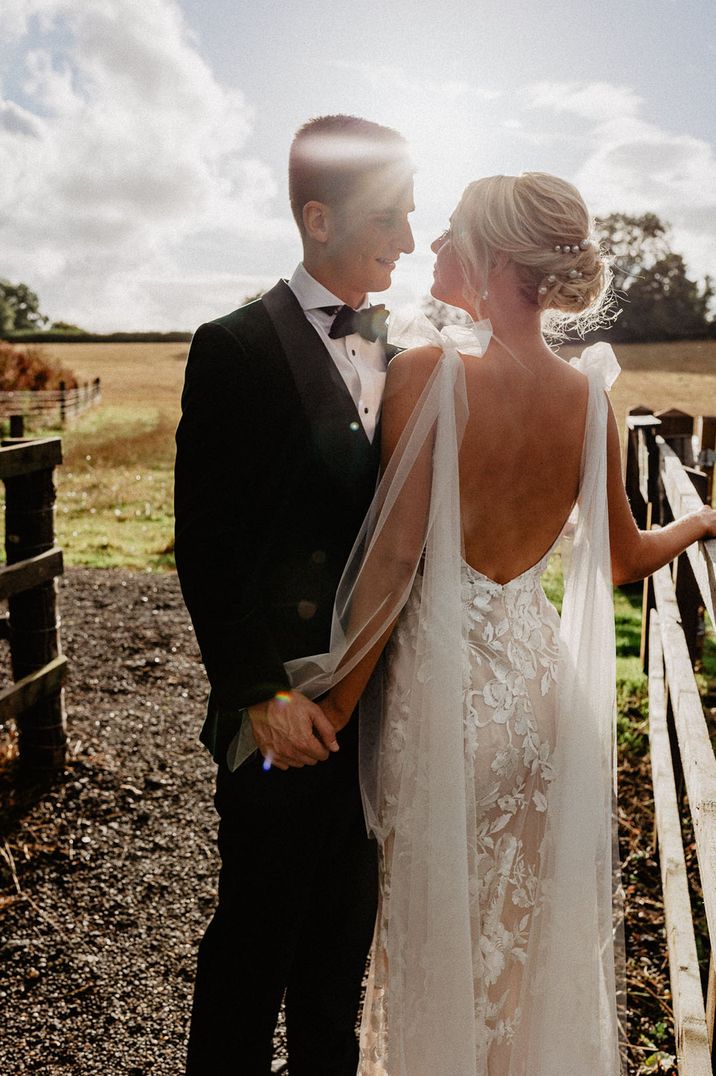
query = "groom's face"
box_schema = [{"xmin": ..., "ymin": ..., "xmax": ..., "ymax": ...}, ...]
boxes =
[{"xmin": 325, "ymin": 170, "xmax": 415, "ymax": 303}]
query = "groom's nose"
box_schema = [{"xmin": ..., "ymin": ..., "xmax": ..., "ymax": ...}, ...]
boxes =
[{"xmin": 399, "ymin": 218, "xmax": 415, "ymax": 255}]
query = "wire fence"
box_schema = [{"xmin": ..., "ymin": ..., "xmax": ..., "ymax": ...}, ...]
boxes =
[{"xmin": 0, "ymin": 378, "xmax": 101, "ymax": 427}]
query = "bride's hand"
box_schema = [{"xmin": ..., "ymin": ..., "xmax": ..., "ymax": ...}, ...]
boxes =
[
  {"xmin": 698, "ymin": 505, "xmax": 716, "ymax": 539},
  {"xmin": 319, "ymin": 696, "xmax": 351, "ymax": 733}
]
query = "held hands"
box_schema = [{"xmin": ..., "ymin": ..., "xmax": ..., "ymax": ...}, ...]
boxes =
[
  {"xmin": 247, "ymin": 690, "xmax": 340, "ymax": 771},
  {"xmin": 318, "ymin": 695, "xmax": 352, "ymax": 735}
]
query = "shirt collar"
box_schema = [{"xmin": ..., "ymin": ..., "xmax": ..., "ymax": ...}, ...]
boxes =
[{"xmin": 288, "ymin": 263, "xmax": 371, "ymax": 312}]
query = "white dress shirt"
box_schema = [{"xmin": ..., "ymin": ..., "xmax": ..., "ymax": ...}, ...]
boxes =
[{"xmin": 287, "ymin": 263, "xmax": 387, "ymax": 442}]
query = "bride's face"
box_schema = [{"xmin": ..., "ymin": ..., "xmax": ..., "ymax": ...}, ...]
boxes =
[{"xmin": 430, "ymin": 228, "xmax": 469, "ymax": 308}]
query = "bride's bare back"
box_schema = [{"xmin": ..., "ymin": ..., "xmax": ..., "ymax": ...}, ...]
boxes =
[
  {"xmin": 458, "ymin": 341, "xmax": 589, "ymax": 585},
  {"xmin": 380, "ymin": 340, "xmax": 590, "ymax": 589}
]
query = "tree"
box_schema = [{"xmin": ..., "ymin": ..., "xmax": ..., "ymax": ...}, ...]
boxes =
[
  {"xmin": 616, "ymin": 253, "xmax": 713, "ymax": 341},
  {"xmin": 596, "ymin": 212, "xmax": 671, "ymax": 290},
  {"xmin": 50, "ymin": 321, "xmax": 86, "ymax": 333},
  {"xmin": 0, "ymin": 279, "xmax": 48, "ymax": 332},
  {"xmin": 593, "ymin": 214, "xmax": 712, "ymax": 342}
]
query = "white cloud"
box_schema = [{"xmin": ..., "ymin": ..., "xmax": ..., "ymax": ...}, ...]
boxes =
[
  {"xmin": 0, "ymin": 0, "xmax": 291, "ymax": 330},
  {"xmin": 529, "ymin": 81, "xmax": 716, "ymax": 283},
  {"xmin": 527, "ymin": 81, "xmax": 643, "ymax": 124}
]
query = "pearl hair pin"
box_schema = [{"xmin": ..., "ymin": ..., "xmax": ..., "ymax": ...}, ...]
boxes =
[
  {"xmin": 553, "ymin": 239, "xmax": 592, "ymax": 254},
  {"xmin": 539, "ymin": 240, "xmax": 592, "ymax": 297},
  {"xmin": 538, "ymin": 266, "xmax": 583, "ymax": 297}
]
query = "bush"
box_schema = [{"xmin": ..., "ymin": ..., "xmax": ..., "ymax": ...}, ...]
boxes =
[{"xmin": 0, "ymin": 340, "xmax": 78, "ymax": 391}]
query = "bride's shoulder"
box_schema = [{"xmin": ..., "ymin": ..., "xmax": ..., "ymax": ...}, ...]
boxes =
[
  {"xmin": 387, "ymin": 344, "xmax": 444, "ymax": 384},
  {"xmin": 382, "ymin": 345, "xmax": 445, "ymax": 420}
]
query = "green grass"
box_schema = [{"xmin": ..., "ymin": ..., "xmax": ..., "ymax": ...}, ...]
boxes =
[
  {"xmin": 543, "ymin": 555, "xmax": 650, "ymax": 749},
  {"xmin": 1, "ymin": 403, "xmax": 177, "ymax": 570},
  {"xmin": 57, "ymin": 403, "xmax": 175, "ymax": 569}
]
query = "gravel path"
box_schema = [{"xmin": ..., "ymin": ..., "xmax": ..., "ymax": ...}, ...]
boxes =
[
  {"xmin": 0, "ymin": 567, "xmax": 290, "ymax": 1075},
  {"xmin": 0, "ymin": 568, "xmax": 678, "ymax": 1074}
]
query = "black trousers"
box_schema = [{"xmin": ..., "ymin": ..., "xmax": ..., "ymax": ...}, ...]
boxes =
[{"xmin": 186, "ymin": 719, "xmax": 378, "ymax": 1075}]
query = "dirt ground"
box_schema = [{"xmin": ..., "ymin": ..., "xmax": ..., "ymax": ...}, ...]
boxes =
[
  {"xmin": 0, "ymin": 567, "xmax": 684, "ymax": 1074},
  {"xmin": 1, "ymin": 568, "xmax": 226, "ymax": 1075}
]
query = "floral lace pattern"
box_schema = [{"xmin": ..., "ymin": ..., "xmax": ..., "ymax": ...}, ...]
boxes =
[{"xmin": 360, "ymin": 552, "xmax": 561, "ymax": 1075}]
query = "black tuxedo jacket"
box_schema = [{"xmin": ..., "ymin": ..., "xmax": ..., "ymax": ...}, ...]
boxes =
[{"xmin": 174, "ymin": 280, "xmax": 389, "ymax": 764}]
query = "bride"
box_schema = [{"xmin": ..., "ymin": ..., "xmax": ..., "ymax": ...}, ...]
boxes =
[{"xmin": 289, "ymin": 172, "xmax": 716, "ymax": 1074}]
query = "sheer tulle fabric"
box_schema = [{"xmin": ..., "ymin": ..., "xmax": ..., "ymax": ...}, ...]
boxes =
[{"xmin": 236, "ymin": 312, "xmax": 625, "ymax": 1073}]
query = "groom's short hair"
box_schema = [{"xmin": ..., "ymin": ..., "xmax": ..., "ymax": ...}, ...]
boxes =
[{"xmin": 289, "ymin": 114, "xmax": 412, "ymax": 233}]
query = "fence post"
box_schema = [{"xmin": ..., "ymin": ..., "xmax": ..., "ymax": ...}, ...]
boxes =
[
  {"xmin": 59, "ymin": 380, "xmax": 66, "ymax": 426},
  {"xmin": 655, "ymin": 407, "xmax": 695, "ymax": 466},
  {"xmin": 9, "ymin": 414, "xmax": 24, "ymax": 439},
  {"xmin": 695, "ymin": 416, "xmax": 716, "ymax": 506},
  {"xmin": 626, "ymin": 409, "xmax": 660, "ymax": 529},
  {"xmin": 5, "ymin": 456, "xmax": 66, "ymax": 774}
]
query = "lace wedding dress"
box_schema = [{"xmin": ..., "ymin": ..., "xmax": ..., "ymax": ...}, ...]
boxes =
[
  {"xmin": 360, "ymin": 530, "xmax": 564, "ymax": 1074},
  {"xmin": 281, "ymin": 315, "xmax": 625, "ymax": 1075}
]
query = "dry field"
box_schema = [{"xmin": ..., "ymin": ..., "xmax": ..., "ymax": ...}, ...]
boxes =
[{"xmin": 563, "ymin": 337, "xmax": 716, "ymax": 451}]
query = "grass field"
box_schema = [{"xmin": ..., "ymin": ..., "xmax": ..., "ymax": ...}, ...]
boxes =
[
  {"xmin": 21, "ymin": 342, "xmax": 186, "ymax": 570},
  {"xmin": 19, "ymin": 336, "xmax": 714, "ymax": 571},
  {"xmin": 26, "ymin": 335, "xmax": 713, "ymax": 709}
]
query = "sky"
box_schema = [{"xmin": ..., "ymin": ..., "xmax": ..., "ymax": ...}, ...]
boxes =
[{"xmin": 1, "ymin": 0, "xmax": 715, "ymax": 331}]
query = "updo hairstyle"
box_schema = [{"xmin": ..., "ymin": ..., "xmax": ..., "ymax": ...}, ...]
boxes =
[{"xmin": 450, "ymin": 172, "xmax": 612, "ymax": 337}]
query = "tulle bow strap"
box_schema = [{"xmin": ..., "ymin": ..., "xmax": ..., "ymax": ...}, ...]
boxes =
[
  {"xmin": 387, "ymin": 306, "xmax": 492, "ymax": 359},
  {"xmin": 569, "ymin": 340, "xmax": 621, "ymax": 390}
]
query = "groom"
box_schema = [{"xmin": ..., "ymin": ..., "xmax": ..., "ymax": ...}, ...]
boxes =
[{"xmin": 174, "ymin": 114, "xmax": 415, "ymax": 1075}]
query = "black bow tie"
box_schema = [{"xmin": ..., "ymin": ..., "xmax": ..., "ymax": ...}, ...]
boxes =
[{"xmin": 322, "ymin": 303, "xmax": 389, "ymax": 343}]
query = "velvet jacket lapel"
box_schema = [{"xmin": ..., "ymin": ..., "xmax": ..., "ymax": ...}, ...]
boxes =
[{"xmin": 261, "ymin": 280, "xmax": 381, "ymax": 490}]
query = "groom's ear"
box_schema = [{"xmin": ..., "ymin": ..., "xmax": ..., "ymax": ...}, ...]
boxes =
[{"xmin": 302, "ymin": 201, "xmax": 331, "ymax": 244}]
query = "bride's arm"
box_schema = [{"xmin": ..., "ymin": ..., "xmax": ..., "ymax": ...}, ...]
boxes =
[
  {"xmin": 606, "ymin": 398, "xmax": 716, "ymax": 585},
  {"xmin": 320, "ymin": 346, "xmax": 443, "ymax": 731}
]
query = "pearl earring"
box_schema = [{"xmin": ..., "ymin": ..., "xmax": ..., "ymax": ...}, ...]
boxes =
[{"xmin": 481, "ymin": 289, "xmax": 488, "ymax": 301}]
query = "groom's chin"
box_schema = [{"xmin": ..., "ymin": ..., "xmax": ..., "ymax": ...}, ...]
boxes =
[{"xmin": 370, "ymin": 266, "xmax": 395, "ymax": 292}]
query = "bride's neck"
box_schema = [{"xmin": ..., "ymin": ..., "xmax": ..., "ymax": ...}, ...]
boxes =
[{"xmin": 483, "ymin": 304, "xmax": 551, "ymax": 366}]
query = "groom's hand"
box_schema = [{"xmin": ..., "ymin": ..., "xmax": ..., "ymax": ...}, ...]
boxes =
[{"xmin": 247, "ymin": 691, "xmax": 340, "ymax": 771}]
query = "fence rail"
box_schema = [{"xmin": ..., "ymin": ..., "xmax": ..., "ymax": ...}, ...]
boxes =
[
  {"xmin": 0, "ymin": 378, "xmax": 101, "ymax": 426},
  {"xmin": 0, "ymin": 436, "xmax": 67, "ymax": 774},
  {"xmin": 626, "ymin": 404, "xmax": 716, "ymax": 1071}
]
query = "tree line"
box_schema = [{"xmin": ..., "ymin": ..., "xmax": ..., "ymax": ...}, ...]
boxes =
[{"xmin": 2, "ymin": 213, "xmax": 714, "ymax": 344}]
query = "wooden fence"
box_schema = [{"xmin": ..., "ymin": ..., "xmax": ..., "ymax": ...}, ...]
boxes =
[
  {"xmin": 0, "ymin": 434, "xmax": 67, "ymax": 774},
  {"xmin": 0, "ymin": 377, "xmax": 101, "ymax": 427},
  {"xmin": 626, "ymin": 405, "xmax": 716, "ymax": 1073}
]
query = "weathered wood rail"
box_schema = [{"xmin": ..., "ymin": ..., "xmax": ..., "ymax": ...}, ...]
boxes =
[
  {"xmin": 626, "ymin": 405, "xmax": 716, "ymax": 1073},
  {"xmin": 0, "ymin": 435, "xmax": 67, "ymax": 774},
  {"xmin": 0, "ymin": 377, "xmax": 101, "ymax": 427}
]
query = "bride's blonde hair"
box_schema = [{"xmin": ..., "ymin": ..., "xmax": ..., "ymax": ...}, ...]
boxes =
[{"xmin": 450, "ymin": 172, "xmax": 613, "ymax": 338}]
